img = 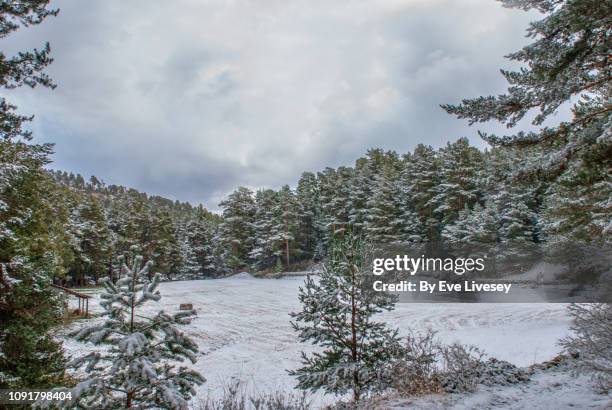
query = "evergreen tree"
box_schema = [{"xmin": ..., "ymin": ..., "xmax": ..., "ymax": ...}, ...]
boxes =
[
  {"xmin": 495, "ymin": 187, "xmax": 538, "ymax": 271},
  {"xmin": 249, "ymin": 189, "xmax": 279, "ymax": 269},
  {"xmin": 433, "ymin": 138, "xmax": 484, "ymax": 225},
  {"xmin": 348, "ymin": 157, "xmax": 371, "ymax": 234},
  {"xmin": 442, "ymin": 0, "xmax": 611, "ymax": 243},
  {"xmin": 52, "ymin": 249, "xmax": 204, "ymax": 409},
  {"xmin": 67, "ymin": 195, "xmax": 114, "ymax": 285},
  {"xmin": 289, "ymin": 233, "xmax": 401, "ymax": 402},
  {"xmin": 176, "ymin": 220, "xmax": 200, "ymax": 280},
  {"xmin": 442, "ymin": 202, "xmax": 499, "ymax": 270},
  {"xmin": 149, "ymin": 208, "xmax": 183, "ymax": 281},
  {"xmin": 316, "ymin": 168, "xmax": 336, "ymax": 253},
  {"xmin": 295, "ymin": 172, "xmax": 322, "ymax": 261},
  {"xmin": 349, "ymin": 149, "xmax": 399, "ymax": 235},
  {"xmin": 218, "ymin": 187, "xmax": 256, "ymax": 270},
  {"xmin": 274, "ymin": 185, "xmax": 300, "ymax": 267},
  {"xmin": 0, "ymin": 0, "xmax": 66, "ymax": 389},
  {"xmin": 0, "ymin": 150, "xmax": 67, "ymax": 388},
  {"xmin": 365, "ymin": 165, "xmax": 404, "ymax": 244},
  {"xmin": 180, "ymin": 213, "xmax": 218, "ymax": 279},
  {"xmin": 318, "ymin": 167, "xmax": 352, "ymax": 247},
  {"xmin": 400, "ymin": 144, "xmax": 441, "ymax": 246}
]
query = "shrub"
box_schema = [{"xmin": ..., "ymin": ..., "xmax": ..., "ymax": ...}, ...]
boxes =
[
  {"xmin": 391, "ymin": 330, "xmax": 529, "ymax": 396},
  {"xmin": 391, "ymin": 329, "xmax": 442, "ymax": 395},
  {"xmin": 560, "ymin": 303, "xmax": 612, "ymax": 393},
  {"xmin": 438, "ymin": 343, "xmax": 485, "ymax": 393},
  {"xmin": 197, "ymin": 381, "xmax": 311, "ymax": 410}
]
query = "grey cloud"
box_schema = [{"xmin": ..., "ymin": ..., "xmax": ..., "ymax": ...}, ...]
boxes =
[{"xmin": 3, "ymin": 0, "xmax": 552, "ymax": 211}]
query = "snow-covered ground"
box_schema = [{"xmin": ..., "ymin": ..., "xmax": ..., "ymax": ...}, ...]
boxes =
[
  {"xmin": 363, "ymin": 366, "xmax": 610, "ymax": 409},
  {"xmin": 60, "ymin": 275, "xmax": 585, "ymax": 408}
]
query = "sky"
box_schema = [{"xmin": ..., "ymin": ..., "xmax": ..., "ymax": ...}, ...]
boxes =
[{"xmin": 3, "ymin": 0, "xmax": 545, "ymax": 211}]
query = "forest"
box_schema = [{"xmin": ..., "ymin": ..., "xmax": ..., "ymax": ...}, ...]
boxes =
[
  {"xmin": 43, "ymin": 130, "xmax": 608, "ymax": 286},
  {"xmin": 0, "ymin": 0, "xmax": 610, "ymax": 407}
]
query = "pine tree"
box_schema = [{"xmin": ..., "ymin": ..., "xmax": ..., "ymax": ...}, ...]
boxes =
[
  {"xmin": 316, "ymin": 168, "xmax": 337, "ymax": 254},
  {"xmin": 218, "ymin": 187, "xmax": 256, "ymax": 270},
  {"xmin": 179, "ymin": 213, "xmax": 218, "ymax": 279},
  {"xmin": 249, "ymin": 189, "xmax": 279, "ymax": 270},
  {"xmin": 349, "ymin": 149, "xmax": 398, "ymax": 235},
  {"xmin": 67, "ymin": 195, "xmax": 114, "ymax": 285},
  {"xmin": 442, "ymin": 0, "xmax": 611, "ymax": 243},
  {"xmin": 400, "ymin": 144, "xmax": 442, "ymax": 247},
  {"xmin": 149, "ymin": 208, "xmax": 183, "ymax": 281},
  {"xmin": 0, "ymin": 1, "xmax": 58, "ymax": 143},
  {"xmin": 176, "ymin": 221, "xmax": 200, "ymax": 280},
  {"xmin": 348, "ymin": 156, "xmax": 376, "ymax": 234},
  {"xmin": 51, "ymin": 249, "xmax": 204, "ymax": 409},
  {"xmin": 0, "ymin": 1, "xmax": 66, "ymax": 389},
  {"xmin": 442, "ymin": 202, "xmax": 499, "ymax": 270},
  {"xmin": 274, "ymin": 185, "xmax": 299, "ymax": 268},
  {"xmin": 433, "ymin": 138, "xmax": 484, "ymax": 225},
  {"xmin": 365, "ymin": 165, "xmax": 404, "ymax": 244},
  {"xmin": 295, "ymin": 172, "xmax": 322, "ymax": 261},
  {"xmin": 495, "ymin": 187, "xmax": 538, "ymax": 271},
  {"xmin": 289, "ymin": 233, "xmax": 402, "ymax": 402}
]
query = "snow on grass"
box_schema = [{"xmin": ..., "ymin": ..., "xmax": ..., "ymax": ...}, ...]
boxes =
[
  {"xmin": 61, "ymin": 275, "xmax": 574, "ymax": 408},
  {"xmin": 374, "ymin": 366, "xmax": 610, "ymax": 409}
]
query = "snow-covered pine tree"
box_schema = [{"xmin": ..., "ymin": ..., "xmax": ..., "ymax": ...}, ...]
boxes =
[
  {"xmin": 329, "ymin": 166, "xmax": 354, "ymax": 232},
  {"xmin": 176, "ymin": 220, "xmax": 201, "ymax": 280},
  {"xmin": 289, "ymin": 233, "xmax": 402, "ymax": 402},
  {"xmin": 296, "ymin": 172, "xmax": 322, "ymax": 261},
  {"xmin": 0, "ymin": 147, "xmax": 67, "ymax": 387},
  {"xmin": 0, "ymin": 1, "xmax": 66, "ymax": 389},
  {"xmin": 67, "ymin": 195, "xmax": 114, "ymax": 285},
  {"xmin": 182, "ymin": 213, "xmax": 219, "ymax": 278},
  {"xmin": 442, "ymin": 0, "xmax": 611, "ymax": 243},
  {"xmin": 349, "ymin": 152, "xmax": 381, "ymax": 233},
  {"xmin": 495, "ymin": 187, "xmax": 538, "ymax": 272},
  {"xmin": 249, "ymin": 189, "xmax": 279, "ymax": 270},
  {"xmin": 274, "ymin": 185, "xmax": 300, "ymax": 267},
  {"xmin": 348, "ymin": 157, "xmax": 373, "ymax": 234},
  {"xmin": 318, "ymin": 167, "xmax": 352, "ymax": 246},
  {"xmin": 441, "ymin": 206, "xmax": 472, "ymax": 246},
  {"xmin": 218, "ymin": 187, "xmax": 256, "ymax": 270},
  {"xmin": 106, "ymin": 189, "xmax": 151, "ymax": 259},
  {"xmin": 45, "ymin": 249, "xmax": 204, "ymax": 409},
  {"xmin": 442, "ymin": 202, "xmax": 499, "ymax": 273},
  {"xmin": 365, "ymin": 163, "xmax": 404, "ymax": 244},
  {"xmin": 400, "ymin": 144, "xmax": 442, "ymax": 247},
  {"xmin": 433, "ymin": 138, "xmax": 484, "ymax": 226},
  {"xmin": 395, "ymin": 153, "xmax": 425, "ymax": 245},
  {"xmin": 149, "ymin": 208, "xmax": 183, "ymax": 281}
]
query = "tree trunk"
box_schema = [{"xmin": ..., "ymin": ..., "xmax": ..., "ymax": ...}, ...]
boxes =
[
  {"xmin": 284, "ymin": 204, "xmax": 290, "ymax": 268},
  {"xmin": 350, "ymin": 264, "xmax": 360, "ymax": 402}
]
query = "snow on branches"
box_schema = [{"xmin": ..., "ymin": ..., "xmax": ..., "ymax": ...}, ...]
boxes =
[{"xmin": 37, "ymin": 247, "xmax": 204, "ymax": 409}]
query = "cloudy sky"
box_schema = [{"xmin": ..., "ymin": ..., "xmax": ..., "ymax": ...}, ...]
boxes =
[{"xmin": 4, "ymin": 0, "xmax": 544, "ymax": 211}]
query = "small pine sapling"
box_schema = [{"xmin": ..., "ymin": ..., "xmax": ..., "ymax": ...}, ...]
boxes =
[
  {"xmin": 289, "ymin": 233, "xmax": 402, "ymax": 402},
  {"xmin": 38, "ymin": 248, "xmax": 204, "ymax": 409}
]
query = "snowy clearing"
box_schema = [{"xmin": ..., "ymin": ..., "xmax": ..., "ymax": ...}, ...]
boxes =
[{"xmin": 60, "ymin": 275, "xmax": 585, "ymax": 408}]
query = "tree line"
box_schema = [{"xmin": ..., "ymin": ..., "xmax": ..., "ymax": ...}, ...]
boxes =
[
  {"xmin": 43, "ymin": 122, "xmax": 608, "ymax": 283},
  {"xmin": 37, "ymin": 138, "xmax": 534, "ymax": 282},
  {"xmin": 1, "ymin": 0, "xmax": 609, "ymax": 394}
]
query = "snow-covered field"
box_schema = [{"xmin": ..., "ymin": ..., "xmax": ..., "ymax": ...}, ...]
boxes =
[{"xmin": 61, "ymin": 274, "xmax": 576, "ymax": 408}]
